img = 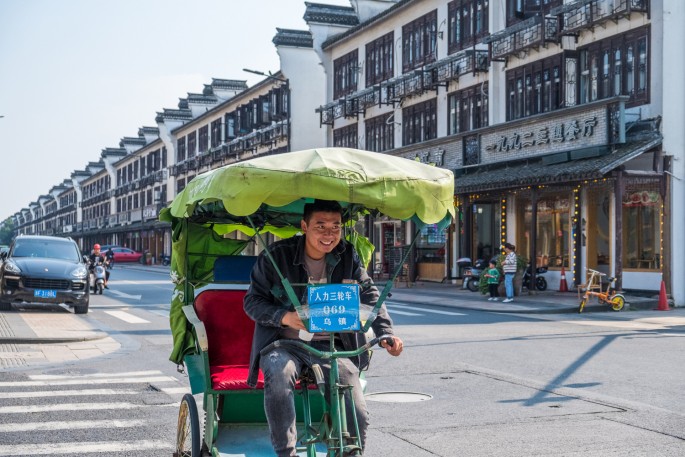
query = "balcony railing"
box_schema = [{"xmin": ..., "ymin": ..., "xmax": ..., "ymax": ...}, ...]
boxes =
[
  {"xmin": 484, "ymin": 15, "xmax": 559, "ymax": 61},
  {"xmin": 551, "ymin": 0, "xmax": 649, "ymax": 35},
  {"xmin": 425, "ymin": 49, "xmax": 489, "ymax": 88}
]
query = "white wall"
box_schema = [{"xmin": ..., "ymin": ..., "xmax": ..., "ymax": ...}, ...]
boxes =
[
  {"xmin": 662, "ymin": 0, "xmax": 685, "ymax": 305},
  {"xmin": 279, "ymin": 46, "xmax": 328, "ymax": 151}
]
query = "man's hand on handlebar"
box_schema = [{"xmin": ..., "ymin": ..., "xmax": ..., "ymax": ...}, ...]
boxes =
[
  {"xmin": 380, "ymin": 335, "xmax": 403, "ymax": 357},
  {"xmin": 281, "ymin": 311, "xmax": 307, "ymax": 331}
]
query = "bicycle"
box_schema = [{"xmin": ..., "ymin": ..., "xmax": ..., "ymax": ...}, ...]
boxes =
[{"xmin": 577, "ymin": 268, "xmax": 626, "ymax": 313}]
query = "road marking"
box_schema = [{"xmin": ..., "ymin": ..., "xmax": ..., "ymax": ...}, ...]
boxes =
[
  {"xmin": 0, "ymin": 440, "xmax": 172, "ymax": 455},
  {"xmin": 107, "ymin": 289, "xmax": 142, "ymax": 300},
  {"xmin": 0, "ymin": 388, "xmax": 139, "ymax": 399},
  {"xmin": 30, "ymin": 370, "xmax": 163, "ymax": 380},
  {"xmin": 385, "ymin": 307, "xmax": 422, "ymax": 316},
  {"xmin": 148, "ymin": 309, "xmax": 170, "ymax": 318},
  {"xmin": 388, "ymin": 302, "xmax": 466, "ymax": 316},
  {"xmin": 0, "ymin": 402, "xmax": 177, "ymax": 414},
  {"xmin": 0, "ymin": 419, "xmax": 146, "ymax": 433},
  {"xmin": 104, "ymin": 310, "xmax": 150, "ymax": 323},
  {"xmin": 0, "ymin": 376, "xmax": 177, "ymax": 387}
]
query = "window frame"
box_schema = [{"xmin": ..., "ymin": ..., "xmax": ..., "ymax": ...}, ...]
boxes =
[
  {"xmin": 402, "ymin": 10, "xmax": 438, "ymax": 73},
  {"xmin": 334, "ymin": 50, "xmax": 359, "ymax": 100},
  {"xmin": 402, "ymin": 98, "xmax": 438, "ymax": 146},
  {"xmin": 365, "ymin": 113, "xmax": 395, "ymax": 152},
  {"xmin": 366, "ymin": 32, "xmax": 394, "ymax": 87}
]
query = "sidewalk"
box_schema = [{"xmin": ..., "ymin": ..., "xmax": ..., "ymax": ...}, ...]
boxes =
[{"xmin": 388, "ymin": 280, "xmax": 664, "ymax": 314}]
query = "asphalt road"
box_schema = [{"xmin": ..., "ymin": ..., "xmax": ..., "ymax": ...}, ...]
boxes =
[{"xmin": 0, "ymin": 265, "xmax": 683, "ymax": 456}]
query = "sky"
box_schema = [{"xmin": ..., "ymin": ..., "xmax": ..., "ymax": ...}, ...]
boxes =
[{"xmin": 0, "ymin": 0, "xmax": 350, "ymax": 221}]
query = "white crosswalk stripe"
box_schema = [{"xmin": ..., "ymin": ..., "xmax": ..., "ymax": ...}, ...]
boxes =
[{"xmin": 0, "ymin": 370, "xmax": 187, "ymax": 456}]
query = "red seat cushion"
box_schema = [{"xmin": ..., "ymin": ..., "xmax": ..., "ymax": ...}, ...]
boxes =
[
  {"xmin": 194, "ymin": 290, "xmax": 256, "ymax": 391},
  {"xmin": 210, "ymin": 365, "xmax": 264, "ymax": 390}
]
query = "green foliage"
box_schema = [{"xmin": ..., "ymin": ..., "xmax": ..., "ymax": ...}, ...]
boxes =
[{"xmin": 0, "ymin": 218, "xmax": 15, "ymax": 245}]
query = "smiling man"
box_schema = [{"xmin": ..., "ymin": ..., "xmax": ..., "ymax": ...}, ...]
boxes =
[{"xmin": 244, "ymin": 199, "xmax": 403, "ymax": 457}]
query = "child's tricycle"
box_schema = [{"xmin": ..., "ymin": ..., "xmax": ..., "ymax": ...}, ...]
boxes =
[{"xmin": 161, "ymin": 147, "xmax": 455, "ymax": 456}]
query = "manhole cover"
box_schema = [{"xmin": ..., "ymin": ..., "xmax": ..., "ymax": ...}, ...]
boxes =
[{"xmin": 365, "ymin": 391, "xmax": 433, "ymax": 403}]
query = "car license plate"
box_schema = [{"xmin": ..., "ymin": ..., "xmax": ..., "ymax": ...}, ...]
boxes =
[{"xmin": 34, "ymin": 289, "xmax": 57, "ymax": 298}]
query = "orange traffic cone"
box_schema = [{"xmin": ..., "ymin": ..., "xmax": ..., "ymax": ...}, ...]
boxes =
[
  {"xmin": 558, "ymin": 266, "xmax": 569, "ymax": 292},
  {"xmin": 656, "ymin": 280, "xmax": 670, "ymax": 311}
]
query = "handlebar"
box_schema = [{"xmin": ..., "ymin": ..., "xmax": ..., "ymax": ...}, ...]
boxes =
[
  {"xmin": 260, "ymin": 335, "xmax": 394, "ymax": 361},
  {"xmin": 586, "ymin": 268, "xmax": 606, "ymax": 276}
]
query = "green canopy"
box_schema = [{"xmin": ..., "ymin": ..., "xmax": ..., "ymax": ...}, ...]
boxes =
[
  {"xmin": 166, "ymin": 147, "xmax": 455, "ymax": 229},
  {"xmin": 162, "ymin": 147, "xmax": 455, "ymax": 365}
]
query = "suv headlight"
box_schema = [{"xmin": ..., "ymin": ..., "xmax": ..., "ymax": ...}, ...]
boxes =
[
  {"xmin": 71, "ymin": 266, "xmax": 88, "ymax": 279},
  {"xmin": 3, "ymin": 260, "xmax": 21, "ymax": 275}
]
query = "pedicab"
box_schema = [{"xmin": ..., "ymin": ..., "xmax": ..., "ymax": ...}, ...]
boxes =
[{"xmin": 162, "ymin": 147, "xmax": 455, "ymax": 456}]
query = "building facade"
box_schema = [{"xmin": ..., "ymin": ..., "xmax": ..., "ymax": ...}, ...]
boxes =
[{"xmin": 7, "ymin": 0, "xmax": 685, "ymax": 305}]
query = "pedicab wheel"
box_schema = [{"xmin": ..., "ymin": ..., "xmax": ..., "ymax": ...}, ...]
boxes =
[
  {"xmin": 578, "ymin": 299, "xmax": 586, "ymax": 313},
  {"xmin": 610, "ymin": 294, "xmax": 626, "ymax": 311},
  {"xmin": 176, "ymin": 393, "xmax": 201, "ymax": 457}
]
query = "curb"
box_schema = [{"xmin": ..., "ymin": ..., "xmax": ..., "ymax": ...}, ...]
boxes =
[{"xmin": 0, "ymin": 331, "xmax": 109, "ymax": 345}]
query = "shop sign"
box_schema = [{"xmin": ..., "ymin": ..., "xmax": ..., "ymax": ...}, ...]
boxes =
[
  {"xmin": 143, "ymin": 206, "xmax": 157, "ymax": 219},
  {"xmin": 414, "ymin": 149, "xmax": 445, "ymax": 167},
  {"xmin": 622, "ymin": 191, "xmax": 660, "ymax": 207},
  {"xmin": 485, "ymin": 116, "xmax": 598, "ymax": 154}
]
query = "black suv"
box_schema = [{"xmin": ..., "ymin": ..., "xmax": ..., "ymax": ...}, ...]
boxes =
[{"xmin": 0, "ymin": 235, "xmax": 89, "ymax": 313}]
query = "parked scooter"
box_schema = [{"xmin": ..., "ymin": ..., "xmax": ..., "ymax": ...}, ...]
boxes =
[
  {"xmin": 462, "ymin": 258, "xmax": 488, "ymax": 292},
  {"xmin": 88, "ymin": 258, "xmax": 107, "ymax": 295},
  {"xmin": 522, "ymin": 264, "xmax": 548, "ymax": 291},
  {"xmin": 160, "ymin": 254, "xmax": 171, "ymax": 266}
]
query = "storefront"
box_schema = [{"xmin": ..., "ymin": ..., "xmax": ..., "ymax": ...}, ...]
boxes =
[{"xmin": 455, "ymin": 114, "xmax": 665, "ymax": 292}]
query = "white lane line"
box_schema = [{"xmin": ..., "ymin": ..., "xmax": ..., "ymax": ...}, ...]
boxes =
[
  {"xmin": 388, "ymin": 302, "xmax": 466, "ymax": 316},
  {"xmin": 0, "ymin": 440, "xmax": 172, "ymax": 455},
  {"xmin": 104, "ymin": 310, "xmax": 150, "ymax": 323},
  {"xmin": 0, "ymin": 388, "xmax": 139, "ymax": 399},
  {"xmin": 148, "ymin": 309, "xmax": 170, "ymax": 318},
  {"xmin": 385, "ymin": 307, "xmax": 422, "ymax": 316},
  {"xmin": 0, "ymin": 402, "xmax": 177, "ymax": 414},
  {"xmin": 0, "ymin": 376, "xmax": 177, "ymax": 387},
  {"xmin": 0, "ymin": 419, "xmax": 146, "ymax": 433},
  {"xmin": 116, "ymin": 280, "xmax": 171, "ymax": 285},
  {"xmin": 107, "ymin": 290, "xmax": 142, "ymax": 300},
  {"xmin": 161, "ymin": 387, "xmax": 190, "ymax": 394},
  {"xmin": 30, "ymin": 370, "xmax": 163, "ymax": 380}
]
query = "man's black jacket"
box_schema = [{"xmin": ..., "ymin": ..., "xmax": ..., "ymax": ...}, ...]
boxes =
[{"xmin": 243, "ymin": 235, "xmax": 394, "ymax": 388}]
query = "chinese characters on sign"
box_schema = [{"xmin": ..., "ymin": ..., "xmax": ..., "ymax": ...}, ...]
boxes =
[
  {"xmin": 485, "ymin": 116, "xmax": 597, "ymax": 153},
  {"xmin": 414, "ymin": 149, "xmax": 445, "ymax": 166},
  {"xmin": 307, "ymin": 284, "xmax": 361, "ymax": 333}
]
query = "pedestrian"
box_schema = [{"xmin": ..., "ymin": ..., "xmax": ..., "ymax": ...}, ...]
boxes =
[
  {"xmin": 501, "ymin": 243, "xmax": 517, "ymax": 303},
  {"xmin": 243, "ymin": 199, "xmax": 404, "ymax": 457},
  {"xmin": 484, "ymin": 259, "xmax": 500, "ymax": 301}
]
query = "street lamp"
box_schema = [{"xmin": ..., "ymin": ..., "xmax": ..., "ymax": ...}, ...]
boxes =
[{"xmin": 242, "ymin": 68, "xmax": 287, "ymax": 83}]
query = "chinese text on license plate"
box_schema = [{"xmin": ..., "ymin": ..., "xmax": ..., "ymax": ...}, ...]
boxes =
[
  {"xmin": 34, "ymin": 290, "xmax": 58, "ymax": 298},
  {"xmin": 307, "ymin": 284, "xmax": 360, "ymax": 333}
]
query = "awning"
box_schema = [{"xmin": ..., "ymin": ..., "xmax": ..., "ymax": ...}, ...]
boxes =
[{"xmin": 455, "ymin": 134, "xmax": 662, "ymax": 194}]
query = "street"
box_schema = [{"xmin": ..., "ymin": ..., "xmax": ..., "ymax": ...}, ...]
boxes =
[{"xmin": 0, "ymin": 265, "xmax": 683, "ymax": 456}]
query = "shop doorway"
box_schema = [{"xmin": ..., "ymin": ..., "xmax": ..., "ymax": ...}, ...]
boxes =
[
  {"xmin": 587, "ymin": 188, "xmax": 612, "ymax": 274},
  {"xmin": 471, "ymin": 202, "xmax": 500, "ymax": 262}
]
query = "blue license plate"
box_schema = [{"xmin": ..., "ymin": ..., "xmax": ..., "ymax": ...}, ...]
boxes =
[{"xmin": 34, "ymin": 289, "xmax": 57, "ymax": 298}]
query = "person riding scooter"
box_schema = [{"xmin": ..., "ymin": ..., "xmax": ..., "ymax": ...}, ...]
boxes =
[{"xmin": 89, "ymin": 244, "xmax": 111, "ymax": 289}]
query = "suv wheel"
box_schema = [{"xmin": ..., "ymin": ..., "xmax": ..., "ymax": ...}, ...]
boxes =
[
  {"xmin": 74, "ymin": 301, "xmax": 89, "ymax": 314},
  {"xmin": 0, "ymin": 300, "xmax": 11, "ymax": 312}
]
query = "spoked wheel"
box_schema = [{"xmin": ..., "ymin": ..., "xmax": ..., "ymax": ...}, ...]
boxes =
[
  {"xmin": 610, "ymin": 294, "xmax": 626, "ymax": 311},
  {"xmin": 176, "ymin": 393, "xmax": 201, "ymax": 457},
  {"xmin": 578, "ymin": 299, "xmax": 586, "ymax": 313}
]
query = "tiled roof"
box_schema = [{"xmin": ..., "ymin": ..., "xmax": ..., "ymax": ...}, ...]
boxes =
[
  {"xmin": 455, "ymin": 134, "xmax": 662, "ymax": 194},
  {"xmin": 322, "ymin": 0, "xmax": 413, "ymax": 49},
  {"xmin": 211, "ymin": 79, "xmax": 248, "ymax": 91},
  {"xmin": 304, "ymin": 2, "xmax": 359, "ymax": 26},
  {"xmin": 187, "ymin": 93, "xmax": 218, "ymax": 104},
  {"xmin": 155, "ymin": 108, "xmax": 193, "ymax": 123},
  {"xmin": 139, "ymin": 126, "xmax": 159, "ymax": 136},
  {"xmin": 273, "ymin": 28, "xmax": 314, "ymax": 48}
]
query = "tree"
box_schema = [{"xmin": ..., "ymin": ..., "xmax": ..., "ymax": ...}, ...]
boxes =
[{"xmin": 0, "ymin": 218, "xmax": 16, "ymax": 245}]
